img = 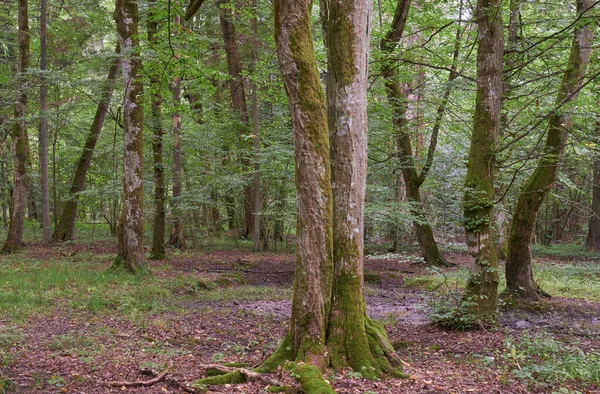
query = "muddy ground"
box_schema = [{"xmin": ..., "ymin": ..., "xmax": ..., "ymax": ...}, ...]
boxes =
[{"xmin": 2, "ymin": 244, "xmax": 600, "ymax": 393}]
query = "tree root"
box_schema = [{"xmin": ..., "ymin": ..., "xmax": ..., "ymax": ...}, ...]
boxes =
[
  {"xmin": 195, "ymin": 364, "xmax": 284, "ymax": 387},
  {"xmin": 99, "ymin": 367, "xmax": 169, "ymax": 387}
]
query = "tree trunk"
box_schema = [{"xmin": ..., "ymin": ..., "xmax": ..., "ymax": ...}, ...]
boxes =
[
  {"xmin": 323, "ymin": 0, "xmax": 402, "ymax": 376},
  {"xmin": 379, "ymin": 0, "xmax": 453, "ymax": 266},
  {"xmin": 52, "ymin": 45, "xmax": 120, "ymax": 242},
  {"xmin": 39, "ymin": 0, "xmax": 51, "ymax": 243},
  {"xmin": 505, "ymin": 0, "xmax": 594, "ymax": 301},
  {"xmin": 261, "ymin": 0, "xmax": 402, "ymax": 385},
  {"xmin": 251, "ymin": 0, "xmax": 261, "ymax": 252},
  {"xmin": 3, "ymin": 0, "xmax": 30, "ymax": 253},
  {"xmin": 113, "ymin": 0, "xmax": 145, "ymax": 273},
  {"xmin": 587, "ymin": 117, "xmax": 600, "ymax": 250},
  {"xmin": 218, "ymin": 0, "xmax": 254, "ymax": 239},
  {"xmin": 147, "ymin": 0, "xmax": 166, "ymax": 259},
  {"xmin": 460, "ymin": 0, "xmax": 503, "ymax": 321},
  {"xmin": 168, "ymin": 13, "xmax": 186, "ymax": 249}
]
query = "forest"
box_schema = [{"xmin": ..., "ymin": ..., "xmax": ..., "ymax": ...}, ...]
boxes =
[{"xmin": 0, "ymin": 0, "xmax": 599, "ymax": 392}]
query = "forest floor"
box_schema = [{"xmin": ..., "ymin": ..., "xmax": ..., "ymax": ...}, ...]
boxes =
[{"xmin": 1, "ymin": 241, "xmax": 600, "ymax": 393}]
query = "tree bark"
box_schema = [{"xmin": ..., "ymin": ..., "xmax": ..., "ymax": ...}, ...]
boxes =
[
  {"xmin": 39, "ymin": 0, "xmax": 52, "ymax": 243},
  {"xmin": 147, "ymin": 0, "xmax": 166, "ymax": 258},
  {"xmin": 113, "ymin": 0, "xmax": 145, "ymax": 273},
  {"xmin": 460, "ymin": 0, "xmax": 503, "ymax": 320},
  {"xmin": 52, "ymin": 45, "xmax": 121, "ymax": 242},
  {"xmin": 251, "ymin": 0, "xmax": 261, "ymax": 252},
  {"xmin": 323, "ymin": 0, "xmax": 402, "ymax": 376},
  {"xmin": 505, "ymin": 0, "xmax": 594, "ymax": 301},
  {"xmin": 218, "ymin": 0, "xmax": 254, "ymax": 239},
  {"xmin": 379, "ymin": 0, "xmax": 453, "ymax": 266},
  {"xmin": 587, "ymin": 116, "xmax": 600, "ymax": 250},
  {"xmin": 168, "ymin": 13, "xmax": 186, "ymax": 249},
  {"xmin": 3, "ymin": 0, "xmax": 30, "ymax": 253}
]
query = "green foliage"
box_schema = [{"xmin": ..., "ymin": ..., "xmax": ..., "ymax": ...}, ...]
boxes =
[{"xmin": 498, "ymin": 333, "xmax": 600, "ymax": 384}]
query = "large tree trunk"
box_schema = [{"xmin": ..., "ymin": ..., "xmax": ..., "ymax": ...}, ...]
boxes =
[
  {"xmin": 3, "ymin": 0, "xmax": 30, "ymax": 253},
  {"xmin": 52, "ymin": 45, "xmax": 120, "ymax": 242},
  {"xmin": 505, "ymin": 0, "xmax": 594, "ymax": 301},
  {"xmin": 378, "ymin": 0, "xmax": 451, "ymax": 266},
  {"xmin": 147, "ymin": 1, "xmax": 166, "ymax": 258},
  {"xmin": 113, "ymin": 0, "xmax": 145, "ymax": 273},
  {"xmin": 39, "ymin": 0, "xmax": 51, "ymax": 243},
  {"xmin": 323, "ymin": 0, "xmax": 402, "ymax": 376},
  {"xmin": 168, "ymin": 13, "xmax": 186, "ymax": 249},
  {"xmin": 218, "ymin": 0, "xmax": 254, "ymax": 239},
  {"xmin": 260, "ymin": 0, "xmax": 402, "ymax": 386},
  {"xmin": 460, "ymin": 0, "xmax": 503, "ymax": 321},
  {"xmin": 587, "ymin": 116, "xmax": 600, "ymax": 250}
]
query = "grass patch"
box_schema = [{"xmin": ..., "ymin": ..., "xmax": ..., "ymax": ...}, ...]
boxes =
[
  {"xmin": 497, "ymin": 333, "xmax": 600, "ymax": 385},
  {"xmin": 531, "ymin": 243, "xmax": 599, "ymax": 260}
]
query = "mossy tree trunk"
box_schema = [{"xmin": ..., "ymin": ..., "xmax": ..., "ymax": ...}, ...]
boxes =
[
  {"xmin": 52, "ymin": 44, "xmax": 120, "ymax": 242},
  {"xmin": 505, "ymin": 0, "xmax": 594, "ymax": 301},
  {"xmin": 147, "ymin": 0, "xmax": 166, "ymax": 259},
  {"xmin": 3, "ymin": 0, "xmax": 30, "ymax": 253},
  {"xmin": 113, "ymin": 0, "xmax": 145, "ymax": 273},
  {"xmin": 323, "ymin": 0, "xmax": 402, "ymax": 376},
  {"xmin": 587, "ymin": 112, "xmax": 600, "ymax": 250},
  {"xmin": 39, "ymin": 0, "xmax": 52, "ymax": 243},
  {"xmin": 460, "ymin": 0, "xmax": 503, "ymax": 321},
  {"xmin": 168, "ymin": 13, "xmax": 186, "ymax": 249},
  {"xmin": 219, "ymin": 0, "xmax": 255, "ymax": 240},
  {"xmin": 378, "ymin": 0, "xmax": 453, "ymax": 267}
]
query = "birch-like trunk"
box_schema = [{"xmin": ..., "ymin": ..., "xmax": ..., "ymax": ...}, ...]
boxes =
[
  {"xmin": 505, "ymin": 0, "xmax": 595, "ymax": 301},
  {"xmin": 113, "ymin": 0, "xmax": 145, "ymax": 272}
]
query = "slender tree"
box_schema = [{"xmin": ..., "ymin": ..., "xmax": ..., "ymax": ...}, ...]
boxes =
[
  {"xmin": 39, "ymin": 0, "xmax": 51, "ymax": 243},
  {"xmin": 587, "ymin": 117, "xmax": 600, "ymax": 250},
  {"xmin": 505, "ymin": 0, "xmax": 595, "ymax": 301},
  {"xmin": 3, "ymin": 0, "xmax": 30, "ymax": 253},
  {"xmin": 147, "ymin": 0, "xmax": 167, "ymax": 258},
  {"xmin": 113, "ymin": 0, "xmax": 145, "ymax": 272},
  {"xmin": 52, "ymin": 45, "xmax": 121, "ymax": 242},
  {"xmin": 458, "ymin": 0, "xmax": 503, "ymax": 322}
]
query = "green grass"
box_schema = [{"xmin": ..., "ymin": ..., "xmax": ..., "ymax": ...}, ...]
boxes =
[
  {"xmin": 531, "ymin": 242, "xmax": 599, "ymax": 259},
  {"xmin": 405, "ymin": 263, "xmax": 600, "ymax": 302}
]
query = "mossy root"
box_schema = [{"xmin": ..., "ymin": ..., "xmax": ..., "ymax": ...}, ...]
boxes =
[{"xmin": 290, "ymin": 363, "xmax": 335, "ymax": 394}]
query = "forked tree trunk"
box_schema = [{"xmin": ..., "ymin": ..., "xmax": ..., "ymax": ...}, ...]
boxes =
[
  {"xmin": 3, "ymin": 0, "xmax": 30, "ymax": 253},
  {"xmin": 261, "ymin": 0, "xmax": 402, "ymax": 385},
  {"xmin": 147, "ymin": 1, "xmax": 166, "ymax": 258},
  {"xmin": 168, "ymin": 13, "xmax": 186, "ymax": 249},
  {"xmin": 52, "ymin": 45, "xmax": 120, "ymax": 242},
  {"xmin": 587, "ymin": 115, "xmax": 600, "ymax": 250},
  {"xmin": 39, "ymin": 0, "xmax": 52, "ymax": 243},
  {"xmin": 113, "ymin": 0, "xmax": 145, "ymax": 273},
  {"xmin": 505, "ymin": 0, "xmax": 594, "ymax": 301},
  {"xmin": 460, "ymin": 0, "xmax": 503, "ymax": 321},
  {"xmin": 379, "ymin": 0, "xmax": 453, "ymax": 266},
  {"xmin": 218, "ymin": 0, "xmax": 254, "ymax": 239}
]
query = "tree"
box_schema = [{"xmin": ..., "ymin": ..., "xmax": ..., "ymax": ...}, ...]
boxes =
[
  {"xmin": 587, "ymin": 110, "xmax": 600, "ymax": 250},
  {"xmin": 3, "ymin": 0, "xmax": 30, "ymax": 253},
  {"xmin": 505, "ymin": 0, "xmax": 595, "ymax": 301},
  {"xmin": 147, "ymin": 0, "xmax": 166, "ymax": 258},
  {"xmin": 458, "ymin": 0, "xmax": 504, "ymax": 322},
  {"xmin": 52, "ymin": 45, "xmax": 121, "ymax": 242},
  {"xmin": 113, "ymin": 0, "xmax": 145, "ymax": 272},
  {"xmin": 256, "ymin": 0, "xmax": 402, "ymax": 387},
  {"xmin": 39, "ymin": 0, "xmax": 52, "ymax": 243}
]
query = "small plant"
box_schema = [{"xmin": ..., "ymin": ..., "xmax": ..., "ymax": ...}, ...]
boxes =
[
  {"xmin": 346, "ymin": 370, "xmax": 363, "ymax": 379},
  {"xmin": 48, "ymin": 374, "xmax": 65, "ymax": 387}
]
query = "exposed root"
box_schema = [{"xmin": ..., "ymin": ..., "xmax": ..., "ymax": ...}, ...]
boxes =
[
  {"xmin": 196, "ymin": 364, "xmax": 284, "ymax": 387},
  {"xmin": 290, "ymin": 362, "xmax": 335, "ymax": 394}
]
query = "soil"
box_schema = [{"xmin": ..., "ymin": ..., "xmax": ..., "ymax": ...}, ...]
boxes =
[{"xmin": 2, "ymin": 244, "xmax": 600, "ymax": 393}]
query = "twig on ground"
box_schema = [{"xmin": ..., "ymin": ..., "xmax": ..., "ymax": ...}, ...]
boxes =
[{"xmin": 99, "ymin": 361, "xmax": 172, "ymax": 387}]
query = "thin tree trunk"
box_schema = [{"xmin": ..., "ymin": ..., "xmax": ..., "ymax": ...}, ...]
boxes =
[
  {"xmin": 168, "ymin": 13, "xmax": 186, "ymax": 249},
  {"xmin": 39, "ymin": 0, "xmax": 51, "ymax": 243},
  {"xmin": 587, "ymin": 115, "xmax": 600, "ymax": 250},
  {"xmin": 3, "ymin": 0, "xmax": 30, "ymax": 253},
  {"xmin": 218, "ymin": 0, "xmax": 254, "ymax": 239},
  {"xmin": 147, "ymin": 0, "xmax": 166, "ymax": 259},
  {"xmin": 52, "ymin": 45, "xmax": 121, "ymax": 242},
  {"xmin": 379, "ymin": 0, "xmax": 453, "ymax": 266},
  {"xmin": 113, "ymin": 0, "xmax": 145, "ymax": 273},
  {"xmin": 460, "ymin": 0, "xmax": 503, "ymax": 321},
  {"xmin": 505, "ymin": 0, "xmax": 594, "ymax": 301},
  {"xmin": 251, "ymin": 0, "xmax": 261, "ymax": 252}
]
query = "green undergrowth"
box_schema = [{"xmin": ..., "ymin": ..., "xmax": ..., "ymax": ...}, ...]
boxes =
[
  {"xmin": 531, "ymin": 242, "xmax": 599, "ymax": 260},
  {"xmin": 496, "ymin": 332, "xmax": 600, "ymax": 386},
  {"xmin": 0, "ymin": 254, "xmax": 291, "ymax": 323}
]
